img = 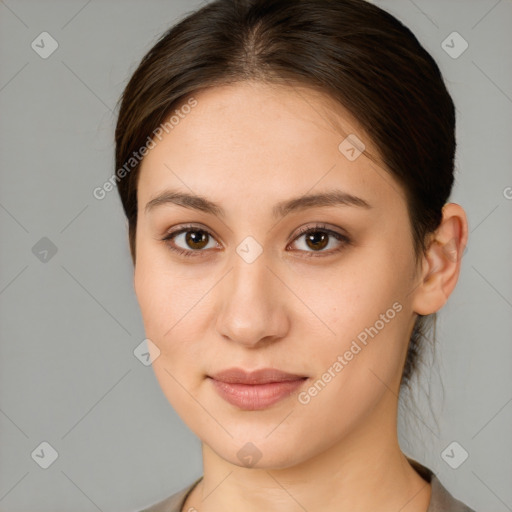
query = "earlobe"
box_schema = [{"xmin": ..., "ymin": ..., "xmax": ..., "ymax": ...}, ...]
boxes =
[{"xmin": 411, "ymin": 203, "xmax": 469, "ymax": 316}]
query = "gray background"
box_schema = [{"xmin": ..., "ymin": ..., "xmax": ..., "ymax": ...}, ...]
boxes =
[{"xmin": 0, "ymin": 0, "xmax": 511, "ymax": 510}]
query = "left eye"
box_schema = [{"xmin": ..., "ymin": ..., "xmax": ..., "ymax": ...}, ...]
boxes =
[
  {"xmin": 289, "ymin": 227, "xmax": 350, "ymax": 256},
  {"xmin": 161, "ymin": 224, "xmax": 350, "ymax": 258}
]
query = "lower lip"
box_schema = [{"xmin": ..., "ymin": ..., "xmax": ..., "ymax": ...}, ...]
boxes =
[{"xmin": 208, "ymin": 377, "xmax": 307, "ymax": 410}]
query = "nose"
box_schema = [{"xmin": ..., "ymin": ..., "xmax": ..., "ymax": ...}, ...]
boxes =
[{"xmin": 215, "ymin": 250, "xmax": 290, "ymax": 348}]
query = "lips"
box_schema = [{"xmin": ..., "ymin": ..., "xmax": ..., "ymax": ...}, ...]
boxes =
[
  {"xmin": 207, "ymin": 367, "xmax": 308, "ymax": 410},
  {"xmin": 208, "ymin": 367, "xmax": 307, "ymax": 384}
]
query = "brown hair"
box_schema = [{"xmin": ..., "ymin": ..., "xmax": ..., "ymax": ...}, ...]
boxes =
[{"xmin": 114, "ymin": 0, "xmax": 456, "ymax": 388}]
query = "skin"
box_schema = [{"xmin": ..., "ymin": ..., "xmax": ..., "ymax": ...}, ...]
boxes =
[{"xmin": 133, "ymin": 81, "xmax": 468, "ymax": 512}]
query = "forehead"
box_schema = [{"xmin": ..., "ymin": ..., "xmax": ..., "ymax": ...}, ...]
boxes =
[
  {"xmin": 167, "ymin": 80, "xmax": 380, "ymax": 156},
  {"xmin": 137, "ymin": 81, "xmax": 406, "ymax": 214}
]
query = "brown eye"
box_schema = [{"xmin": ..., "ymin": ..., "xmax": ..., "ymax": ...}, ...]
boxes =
[
  {"xmin": 162, "ymin": 226, "xmax": 219, "ymax": 257},
  {"xmin": 304, "ymin": 231, "xmax": 329, "ymax": 251},
  {"xmin": 184, "ymin": 230, "xmax": 209, "ymax": 250},
  {"xmin": 289, "ymin": 225, "xmax": 350, "ymax": 257}
]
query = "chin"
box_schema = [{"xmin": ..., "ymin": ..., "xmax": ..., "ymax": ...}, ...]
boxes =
[{"xmin": 200, "ymin": 421, "xmax": 320, "ymax": 470}]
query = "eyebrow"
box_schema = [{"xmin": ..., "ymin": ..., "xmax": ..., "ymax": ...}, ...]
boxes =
[{"xmin": 144, "ymin": 188, "xmax": 372, "ymax": 219}]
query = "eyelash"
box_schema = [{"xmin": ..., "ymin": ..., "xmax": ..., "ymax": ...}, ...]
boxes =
[{"xmin": 161, "ymin": 223, "xmax": 351, "ymax": 259}]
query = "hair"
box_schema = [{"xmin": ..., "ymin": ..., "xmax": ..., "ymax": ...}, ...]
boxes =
[{"xmin": 114, "ymin": 0, "xmax": 456, "ymax": 389}]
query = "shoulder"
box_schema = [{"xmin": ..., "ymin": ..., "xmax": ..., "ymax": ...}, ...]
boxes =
[
  {"xmin": 428, "ymin": 473, "xmax": 477, "ymax": 512},
  {"xmin": 407, "ymin": 457, "xmax": 477, "ymax": 512},
  {"xmin": 138, "ymin": 477, "xmax": 203, "ymax": 512}
]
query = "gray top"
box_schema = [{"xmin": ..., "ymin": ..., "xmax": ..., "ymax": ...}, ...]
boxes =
[{"xmin": 139, "ymin": 457, "xmax": 476, "ymax": 512}]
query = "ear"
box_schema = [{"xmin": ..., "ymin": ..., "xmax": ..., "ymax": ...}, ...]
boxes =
[{"xmin": 411, "ymin": 203, "xmax": 469, "ymax": 316}]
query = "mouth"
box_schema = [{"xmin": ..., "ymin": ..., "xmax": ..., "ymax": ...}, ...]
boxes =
[{"xmin": 207, "ymin": 367, "xmax": 308, "ymax": 410}]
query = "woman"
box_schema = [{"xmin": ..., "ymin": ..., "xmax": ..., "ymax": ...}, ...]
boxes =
[{"xmin": 114, "ymin": 0, "xmax": 475, "ymax": 510}]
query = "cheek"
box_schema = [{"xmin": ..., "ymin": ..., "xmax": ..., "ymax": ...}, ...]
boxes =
[
  {"xmin": 134, "ymin": 238, "xmax": 187, "ymax": 329},
  {"xmin": 293, "ymin": 292, "xmax": 408, "ymax": 439},
  {"xmin": 297, "ymin": 254, "xmax": 408, "ymax": 339},
  {"xmin": 133, "ymin": 249, "xmax": 213, "ymax": 372},
  {"xmin": 293, "ymin": 246, "xmax": 413, "ymax": 390},
  {"xmin": 134, "ymin": 257, "xmax": 208, "ymax": 412}
]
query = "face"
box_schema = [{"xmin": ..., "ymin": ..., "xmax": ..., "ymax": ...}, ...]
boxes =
[{"xmin": 134, "ymin": 81, "xmax": 421, "ymax": 469}]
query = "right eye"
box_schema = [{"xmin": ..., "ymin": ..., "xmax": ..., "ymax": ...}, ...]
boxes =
[{"xmin": 161, "ymin": 225, "xmax": 220, "ymax": 257}]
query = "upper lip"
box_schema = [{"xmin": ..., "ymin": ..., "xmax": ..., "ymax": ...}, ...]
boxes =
[{"xmin": 208, "ymin": 367, "xmax": 307, "ymax": 384}]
